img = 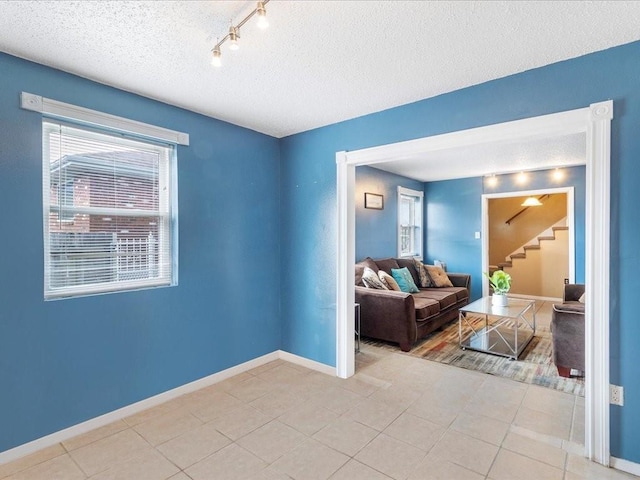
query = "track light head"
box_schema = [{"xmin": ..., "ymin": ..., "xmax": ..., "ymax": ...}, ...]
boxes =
[
  {"xmin": 228, "ymin": 26, "xmax": 240, "ymax": 50},
  {"xmin": 211, "ymin": 46, "xmax": 222, "ymax": 67},
  {"xmin": 256, "ymin": 1, "xmax": 269, "ymax": 29}
]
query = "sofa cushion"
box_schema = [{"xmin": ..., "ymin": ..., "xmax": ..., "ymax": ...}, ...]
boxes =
[
  {"xmin": 414, "ymin": 297, "xmax": 440, "ymax": 321},
  {"xmin": 362, "ymin": 267, "xmax": 388, "ymax": 290},
  {"xmin": 395, "ymin": 258, "xmax": 422, "ymax": 287},
  {"xmin": 415, "ymin": 289, "xmax": 458, "ymax": 310},
  {"xmin": 375, "ymin": 258, "xmax": 400, "ymax": 274},
  {"xmin": 379, "ymin": 270, "xmax": 401, "ymax": 291},
  {"xmin": 424, "ymin": 265, "xmax": 453, "ymax": 287},
  {"xmin": 355, "ymin": 257, "xmax": 379, "ymax": 286},
  {"xmin": 391, "ymin": 267, "xmax": 420, "ymax": 293},
  {"xmin": 435, "ymin": 286, "xmax": 469, "ymax": 302},
  {"xmin": 413, "ymin": 259, "xmax": 434, "ymax": 287}
]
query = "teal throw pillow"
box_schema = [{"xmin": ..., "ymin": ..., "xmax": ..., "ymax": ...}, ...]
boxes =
[{"xmin": 391, "ymin": 267, "xmax": 419, "ymax": 293}]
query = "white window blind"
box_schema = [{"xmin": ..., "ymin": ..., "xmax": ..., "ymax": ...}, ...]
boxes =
[
  {"xmin": 43, "ymin": 120, "xmax": 175, "ymax": 299},
  {"xmin": 398, "ymin": 186, "xmax": 423, "ymax": 259}
]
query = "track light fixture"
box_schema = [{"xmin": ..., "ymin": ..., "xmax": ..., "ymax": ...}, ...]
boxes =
[{"xmin": 210, "ymin": 0, "xmax": 270, "ymax": 67}]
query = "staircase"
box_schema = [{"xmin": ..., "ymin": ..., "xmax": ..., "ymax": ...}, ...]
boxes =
[{"xmin": 498, "ymin": 225, "xmax": 569, "ymax": 270}]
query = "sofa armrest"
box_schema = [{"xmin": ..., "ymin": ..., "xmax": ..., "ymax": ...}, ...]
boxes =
[
  {"xmin": 447, "ymin": 273, "xmax": 471, "ymax": 290},
  {"xmin": 563, "ymin": 284, "xmax": 585, "ymax": 302},
  {"xmin": 355, "ymin": 286, "xmax": 417, "ymax": 351}
]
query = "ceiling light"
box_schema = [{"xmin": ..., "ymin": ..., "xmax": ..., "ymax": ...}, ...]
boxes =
[
  {"xmin": 210, "ymin": 0, "xmax": 271, "ymax": 67},
  {"xmin": 211, "ymin": 46, "xmax": 222, "ymax": 67},
  {"xmin": 521, "ymin": 197, "xmax": 543, "ymax": 207},
  {"xmin": 552, "ymin": 168, "xmax": 564, "ymax": 181},
  {"xmin": 485, "ymin": 174, "xmax": 498, "ymax": 188},
  {"xmin": 516, "ymin": 171, "xmax": 528, "ymax": 185},
  {"xmin": 228, "ymin": 26, "xmax": 240, "ymax": 51},
  {"xmin": 256, "ymin": 1, "xmax": 269, "ymax": 29}
]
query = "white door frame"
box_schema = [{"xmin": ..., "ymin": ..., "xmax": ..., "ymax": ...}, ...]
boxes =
[
  {"xmin": 336, "ymin": 101, "xmax": 612, "ymax": 465},
  {"xmin": 481, "ymin": 186, "xmax": 576, "ymax": 298}
]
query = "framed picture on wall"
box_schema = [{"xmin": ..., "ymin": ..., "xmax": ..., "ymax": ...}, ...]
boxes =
[{"xmin": 364, "ymin": 192, "xmax": 384, "ymax": 210}]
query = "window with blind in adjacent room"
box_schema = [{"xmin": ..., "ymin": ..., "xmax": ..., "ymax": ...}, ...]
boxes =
[
  {"xmin": 397, "ymin": 186, "xmax": 423, "ymax": 259},
  {"xmin": 43, "ymin": 120, "xmax": 176, "ymax": 299}
]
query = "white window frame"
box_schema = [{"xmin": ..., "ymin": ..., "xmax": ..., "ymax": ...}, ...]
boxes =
[
  {"xmin": 397, "ymin": 186, "xmax": 423, "ymax": 260},
  {"xmin": 21, "ymin": 92, "xmax": 188, "ymax": 299}
]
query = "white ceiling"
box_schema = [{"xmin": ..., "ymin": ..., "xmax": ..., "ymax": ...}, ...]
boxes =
[
  {"xmin": 371, "ymin": 132, "xmax": 586, "ymax": 182},
  {"xmin": 1, "ymin": 1, "xmax": 639, "ymax": 139}
]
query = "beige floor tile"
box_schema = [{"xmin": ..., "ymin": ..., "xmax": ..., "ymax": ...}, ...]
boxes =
[
  {"xmin": 313, "ymin": 418, "xmax": 379, "ymax": 457},
  {"xmin": 343, "ymin": 397, "xmax": 406, "ymax": 431},
  {"xmin": 463, "ymin": 395, "xmax": 521, "ymax": 423},
  {"xmin": 472, "ymin": 376, "xmax": 528, "ymax": 406},
  {"xmin": 571, "ymin": 403, "xmax": 585, "ymax": 445},
  {"xmin": 513, "ymin": 406, "xmax": 572, "ymax": 440},
  {"xmin": 270, "ymin": 438, "xmax": 349, "ymax": 480},
  {"xmin": 522, "ymin": 385, "xmax": 575, "ymax": 418},
  {"xmin": 246, "ymin": 360, "xmax": 286, "ymax": 376},
  {"xmin": 156, "ymin": 422, "xmax": 231, "ymax": 469},
  {"xmin": 566, "ymin": 454, "xmax": 639, "ymax": 479},
  {"xmin": 185, "ymin": 443, "xmax": 267, "ymax": 480},
  {"xmin": 407, "ymin": 456, "xmax": 484, "ymax": 480},
  {"xmin": 383, "ymin": 412, "xmax": 446, "ymax": 452},
  {"xmin": 450, "ymin": 411, "xmax": 510, "ymax": 446},
  {"xmin": 210, "ymin": 404, "xmax": 271, "ymax": 440},
  {"xmin": 311, "ymin": 386, "xmax": 365, "ymax": 415},
  {"xmin": 488, "ymin": 449, "xmax": 564, "ymax": 480},
  {"xmin": 425, "ymin": 430, "xmax": 499, "ymax": 476},
  {"xmin": 256, "ymin": 364, "xmax": 308, "ymax": 386},
  {"xmin": 246, "ymin": 467, "xmax": 296, "ymax": 480},
  {"xmin": 227, "ymin": 376, "xmax": 275, "ymax": 403},
  {"xmin": 6, "ymin": 454, "xmax": 85, "ymax": 480},
  {"xmin": 236, "ymin": 420, "xmax": 306, "ymax": 463},
  {"xmin": 68, "ymin": 429, "xmax": 151, "ymax": 477},
  {"xmin": 0, "ymin": 443, "xmax": 66, "ymax": 479},
  {"xmin": 189, "ymin": 390, "xmax": 245, "ymax": 423},
  {"xmin": 88, "ymin": 448, "xmax": 179, "ymax": 480},
  {"xmin": 406, "ymin": 394, "xmax": 459, "ymax": 427},
  {"xmin": 123, "ymin": 400, "xmax": 182, "ymax": 427},
  {"xmin": 354, "ymin": 433, "xmax": 426, "ymax": 480},
  {"xmin": 329, "ymin": 459, "xmax": 392, "ymax": 479},
  {"xmin": 62, "ymin": 421, "xmax": 129, "ymax": 452},
  {"xmin": 167, "ymin": 473, "xmax": 192, "ymax": 480},
  {"xmin": 338, "ymin": 373, "xmax": 389, "ymax": 397},
  {"xmin": 501, "ymin": 432, "xmax": 566, "ymax": 469},
  {"xmin": 249, "ymin": 389, "xmax": 305, "ymax": 418},
  {"xmin": 369, "ymin": 382, "xmax": 422, "ymax": 409},
  {"xmin": 278, "ymin": 401, "xmax": 339, "ymax": 436},
  {"xmin": 133, "ymin": 408, "xmax": 203, "ymax": 446}
]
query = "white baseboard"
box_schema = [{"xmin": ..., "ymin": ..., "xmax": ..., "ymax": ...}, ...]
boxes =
[
  {"xmin": 611, "ymin": 456, "xmax": 640, "ymax": 476},
  {"xmin": 0, "ymin": 350, "xmax": 334, "ymax": 466}
]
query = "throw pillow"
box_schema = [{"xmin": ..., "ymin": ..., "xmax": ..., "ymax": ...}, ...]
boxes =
[
  {"xmin": 578, "ymin": 292, "xmax": 585, "ymax": 303},
  {"xmin": 391, "ymin": 267, "xmax": 420, "ymax": 293},
  {"xmin": 362, "ymin": 267, "xmax": 388, "ymax": 290},
  {"xmin": 424, "ymin": 265, "xmax": 453, "ymax": 287},
  {"xmin": 413, "ymin": 258, "xmax": 434, "ymax": 288},
  {"xmin": 378, "ymin": 270, "xmax": 401, "ymax": 291}
]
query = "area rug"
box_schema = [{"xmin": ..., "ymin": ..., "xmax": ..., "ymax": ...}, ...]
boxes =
[{"xmin": 363, "ymin": 317, "xmax": 585, "ymax": 396}]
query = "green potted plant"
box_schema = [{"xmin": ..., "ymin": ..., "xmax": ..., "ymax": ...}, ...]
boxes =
[{"xmin": 484, "ymin": 270, "xmax": 511, "ymax": 306}]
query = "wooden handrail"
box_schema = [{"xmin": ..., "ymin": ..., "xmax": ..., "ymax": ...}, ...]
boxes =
[{"xmin": 505, "ymin": 194, "xmax": 549, "ymax": 225}]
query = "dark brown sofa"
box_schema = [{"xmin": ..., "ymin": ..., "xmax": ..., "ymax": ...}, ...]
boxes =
[
  {"xmin": 551, "ymin": 284, "xmax": 585, "ymax": 377},
  {"xmin": 355, "ymin": 257, "xmax": 471, "ymax": 351}
]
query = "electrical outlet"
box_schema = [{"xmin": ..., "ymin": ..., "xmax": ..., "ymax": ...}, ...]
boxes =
[
  {"xmin": 610, "ymin": 385, "xmax": 624, "ymax": 406},
  {"xmin": 564, "ymin": 278, "xmax": 569, "ymax": 284}
]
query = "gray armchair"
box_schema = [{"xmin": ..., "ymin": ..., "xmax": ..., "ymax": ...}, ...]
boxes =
[{"xmin": 551, "ymin": 284, "xmax": 585, "ymax": 378}]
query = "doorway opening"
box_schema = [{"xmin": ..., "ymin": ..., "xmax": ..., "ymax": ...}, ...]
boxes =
[{"xmin": 336, "ymin": 102, "xmax": 612, "ymax": 464}]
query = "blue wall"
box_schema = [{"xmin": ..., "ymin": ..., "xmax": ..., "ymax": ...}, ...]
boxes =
[
  {"xmin": 0, "ymin": 53, "xmax": 281, "ymax": 452},
  {"xmin": 356, "ymin": 166, "xmax": 423, "ymax": 260},
  {"xmin": 280, "ymin": 41, "xmax": 640, "ymax": 463},
  {"xmin": 424, "ymin": 166, "xmax": 586, "ymax": 301}
]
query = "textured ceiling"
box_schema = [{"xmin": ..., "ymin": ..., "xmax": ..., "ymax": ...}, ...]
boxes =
[{"xmin": 0, "ymin": 1, "xmax": 639, "ymax": 138}]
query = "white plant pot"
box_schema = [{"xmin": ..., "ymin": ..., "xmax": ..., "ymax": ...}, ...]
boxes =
[{"xmin": 492, "ymin": 293, "xmax": 508, "ymax": 307}]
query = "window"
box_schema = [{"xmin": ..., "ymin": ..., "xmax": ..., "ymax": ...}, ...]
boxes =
[
  {"xmin": 397, "ymin": 186, "xmax": 423, "ymax": 259},
  {"xmin": 43, "ymin": 120, "xmax": 176, "ymax": 299}
]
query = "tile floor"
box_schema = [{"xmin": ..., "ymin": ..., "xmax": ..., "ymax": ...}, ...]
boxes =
[{"xmin": 1, "ymin": 311, "xmax": 637, "ymax": 479}]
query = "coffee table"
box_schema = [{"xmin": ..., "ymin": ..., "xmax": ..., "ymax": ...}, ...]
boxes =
[{"xmin": 458, "ymin": 297, "xmax": 536, "ymax": 360}]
